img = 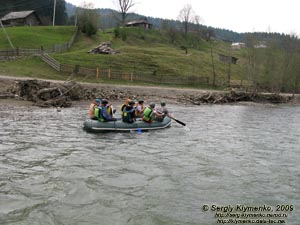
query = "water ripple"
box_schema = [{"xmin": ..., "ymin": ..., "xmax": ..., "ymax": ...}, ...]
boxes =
[{"xmin": 0, "ymin": 104, "xmax": 299, "ymax": 224}]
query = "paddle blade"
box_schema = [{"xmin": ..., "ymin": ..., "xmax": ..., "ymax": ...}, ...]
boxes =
[{"xmin": 172, "ymin": 118, "xmax": 186, "ymax": 126}]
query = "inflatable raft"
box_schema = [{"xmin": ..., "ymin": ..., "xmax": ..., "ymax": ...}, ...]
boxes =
[{"xmin": 83, "ymin": 117, "xmax": 172, "ymax": 132}]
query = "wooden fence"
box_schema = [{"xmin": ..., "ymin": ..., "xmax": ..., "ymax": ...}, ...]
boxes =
[
  {"xmin": 0, "ymin": 48, "xmax": 42, "ymax": 57},
  {"xmin": 59, "ymin": 62, "xmax": 209, "ymax": 86},
  {"xmin": 0, "ymin": 25, "xmax": 210, "ymax": 86},
  {"xmin": 39, "ymin": 53, "xmax": 210, "ymax": 86},
  {"xmin": 40, "ymin": 53, "xmax": 60, "ymax": 71}
]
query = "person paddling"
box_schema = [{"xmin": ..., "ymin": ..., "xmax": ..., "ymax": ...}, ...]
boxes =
[
  {"xmin": 156, "ymin": 101, "xmax": 187, "ymax": 126},
  {"xmin": 155, "ymin": 101, "xmax": 173, "ymax": 122},
  {"xmin": 143, "ymin": 102, "xmax": 164, "ymax": 123}
]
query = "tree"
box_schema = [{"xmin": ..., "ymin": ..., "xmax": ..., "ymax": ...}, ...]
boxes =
[
  {"xmin": 177, "ymin": 4, "xmax": 195, "ymax": 37},
  {"xmin": 281, "ymin": 34, "xmax": 300, "ymax": 94},
  {"xmin": 54, "ymin": 0, "xmax": 68, "ymax": 25},
  {"xmin": 205, "ymin": 29, "xmax": 217, "ymax": 86},
  {"xmin": 115, "ymin": 0, "xmax": 135, "ymax": 26},
  {"xmin": 160, "ymin": 20, "xmax": 180, "ymax": 44},
  {"xmin": 76, "ymin": 2, "xmax": 100, "ymax": 36}
]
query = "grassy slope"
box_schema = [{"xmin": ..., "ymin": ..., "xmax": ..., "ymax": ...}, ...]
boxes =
[
  {"xmin": 54, "ymin": 28, "xmax": 245, "ymax": 83},
  {"xmin": 0, "ymin": 57, "xmax": 69, "ymax": 80},
  {"xmin": 0, "ymin": 26, "xmax": 76, "ymax": 49},
  {"xmin": 0, "ymin": 26, "xmax": 245, "ymax": 86}
]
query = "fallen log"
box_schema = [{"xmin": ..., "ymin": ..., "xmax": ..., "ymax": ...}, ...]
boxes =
[{"xmin": 181, "ymin": 90, "xmax": 293, "ymax": 105}]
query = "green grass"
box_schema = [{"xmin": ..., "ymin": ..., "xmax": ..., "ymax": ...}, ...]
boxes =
[
  {"xmin": 0, "ymin": 26, "xmax": 245, "ymax": 88},
  {"xmin": 0, "ymin": 57, "xmax": 69, "ymax": 80},
  {"xmin": 54, "ymin": 27, "xmax": 244, "ymax": 83},
  {"xmin": 0, "ymin": 26, "xmax": 76, "ymax": 49}
]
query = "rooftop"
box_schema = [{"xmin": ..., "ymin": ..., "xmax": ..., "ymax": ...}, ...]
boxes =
[{"xmin": 1, "ymin": 10, "xmax": 35, "ymax": 21}]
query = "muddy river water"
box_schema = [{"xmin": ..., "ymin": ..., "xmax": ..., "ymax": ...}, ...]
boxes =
[{"xmin": 0, "ymin": 102, "xmax": 299, "ymax": 225}]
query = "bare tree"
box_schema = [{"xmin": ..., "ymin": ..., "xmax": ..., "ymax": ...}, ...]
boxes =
[
  {"xmin": 205, "ymin": 29, "xmax": 217, "ymax": 86},
  {"xmin": 177, "ymin": 4, "xmax": 195, "ymax": 37},
  {"xmin": 178, "ymin": 4, "xmax": 195, "ymax": 36},
  {"xmin": 210, "ymin": 39, "xmax": 216, "ymax": 86},
  {"xmin": 115, "ymin": 0, "xmax": 135, "ymax": 26},
  {"xmin": 244, "ymin": 33, "xmax": 265, "ymax": 92}
]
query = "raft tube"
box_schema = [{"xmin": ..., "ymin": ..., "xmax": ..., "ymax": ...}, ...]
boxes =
[{"xmin": 83, "ymin": 117, "xmax": 172, "ymax": 132}]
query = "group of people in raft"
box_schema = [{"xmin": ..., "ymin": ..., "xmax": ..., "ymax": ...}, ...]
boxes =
[{"xmin": 89, "ymin": 98, "xmax": 172, "ymax": 123}]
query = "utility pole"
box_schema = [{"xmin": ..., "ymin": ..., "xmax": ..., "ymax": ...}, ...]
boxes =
[
  {"xmin": 52, "ymin": 0, "xmax": 57, "ymax": 26},
  {"xmin": 75, "ymin": 15, "xmax": 77, "ymax": 27},
  {"xmin": 0, "ymin": 20, "xmax": 15, "ymax": 49}
]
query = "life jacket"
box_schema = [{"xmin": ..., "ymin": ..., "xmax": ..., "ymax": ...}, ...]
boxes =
[
  {"xmin": 94, "ymin": 107, "xmax": 104, "ymax": 122},
  {"xmin": 122, "ymin": 106, "xmax": 134, "ymax": 123},
  {"xmin": 120, "ymin": 104, "xmax": 126, "ymax": 113},
  {"xmin": 143, "ymin": 107, "xmax": 154, "ymax": 122},
  {"xmin": 107, "ymin": 105, "xmax": 113, "ymax": 117}
]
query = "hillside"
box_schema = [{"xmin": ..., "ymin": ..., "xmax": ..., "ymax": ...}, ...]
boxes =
[
  {"xmin": 0, "ymin": 26, "xmax": 244, "ymax": 87},
  {"xmin": 52, "ymin": 27, "xmax": 244, "ymax": 86},
  {"xmin": 1, "ymin": 26, "xmax": 299, "ymax": 93},
  {"xmin": 0, "ymin": 26, "xmax": 76, "ymax": 49}
]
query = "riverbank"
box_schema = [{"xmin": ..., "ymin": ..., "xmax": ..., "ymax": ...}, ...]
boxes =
[{"xmin": 0, "ymin": 75, "xmax": 299, "ymax": 107}]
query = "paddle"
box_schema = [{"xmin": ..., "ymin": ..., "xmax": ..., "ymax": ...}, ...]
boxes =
[
  {"xmin": 168, "ymin": 115, "xmax": 186, "ymax": 126},
  {"xmin": 156, "ymin": 110, "xmax": 186, "ymax": 126}
]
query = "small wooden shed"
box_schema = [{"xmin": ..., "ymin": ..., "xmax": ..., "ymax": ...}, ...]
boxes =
[
  {"xmin": 125, "ymin": 18, "xmax": 152, "ymax": 29},
  {"xmin": 218, "ymin": 54, "xmax": 238, "ymax": 64},
  {"xmin": 1, "ymin": 10, "xmax": 41, "ymax": 26}
]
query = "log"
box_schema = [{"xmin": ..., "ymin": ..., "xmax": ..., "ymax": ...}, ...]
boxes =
[{"xmin": 88, "ymin": 42, "xmax": 119, "ymax": 54}]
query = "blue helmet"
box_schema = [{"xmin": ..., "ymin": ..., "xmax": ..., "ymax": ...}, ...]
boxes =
[{"xmin": 95, "ymin": 99, "xmax": 101, "ymax": 104}]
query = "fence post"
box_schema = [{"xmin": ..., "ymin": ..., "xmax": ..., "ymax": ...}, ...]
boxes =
[
  {"xmin": 74, "ymin": 65, "xmax": 79, "ymax": 75},
  {"xmin": 108, "ymin": 69, "xmax": 111, "ymax": 79},
  {"xmin": 96, "ymin": 67, "xmax": 99, "ymax": 79},
  {"xmin": 16, "ymin": 47, "xmax": 19, "ymax": 56},
  {"xmin": 130, "ymin": 72, "xmax": 133, "ymax": 82}
]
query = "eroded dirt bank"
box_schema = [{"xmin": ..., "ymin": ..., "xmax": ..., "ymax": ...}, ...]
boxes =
[{"xmin": 0, "ymin": 76, "xmax": 298, "ymax": 107}]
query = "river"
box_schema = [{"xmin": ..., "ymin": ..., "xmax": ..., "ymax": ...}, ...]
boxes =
[{"xmin": 0, "ymin": 102, "xmax": 299, "ymax": 225}]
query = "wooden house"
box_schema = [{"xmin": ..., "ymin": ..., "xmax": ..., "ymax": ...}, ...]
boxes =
[
  {"xmin": 125, "ymin": 18, "xmax": 152, "ymax": 29},
  {"xmin": 219, "ymin": 54, "xmax": 238, "ymax": 64},
  {"xmin": 1, "ymin": 10, "xmax": 41, "ymax": 26},
  {"xmin": 231, "ymin": 42, "xmax": 246, "ymax": 50}
]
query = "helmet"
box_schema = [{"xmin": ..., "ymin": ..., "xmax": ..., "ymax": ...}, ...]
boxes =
[
  {"xmin": 149, "ymin": 102, "xmax": 155, "ymax": 108},
  {"xmin": 95, "ymin": 99, "xmax": 101, "ymax": 104},
  {"xmin": 160, "ymin": 101, "xmax": 166, "ymax": 106},
  {"xmin": 138, "ymin": 99, "xmax": 144, "ymax": 104},
  {"xmin": 129, "ymin": 100, "xmax": 135, "ymax": 105},
  {"xmin": 102, "ymin": 99, "xmax": 108, "ymax": 104}
]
